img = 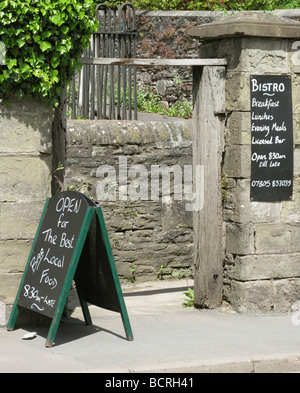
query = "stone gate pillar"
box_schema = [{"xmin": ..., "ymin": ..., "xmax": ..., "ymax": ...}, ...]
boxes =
[
  {"xmin": 0, "ymin": 100, "xmax": 55, "ymax": 325},
  {"xmin": 190, "ymin": 12, "xmax": 300, "ymax": 313}
]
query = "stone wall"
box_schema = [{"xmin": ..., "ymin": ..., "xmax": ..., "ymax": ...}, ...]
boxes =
[
  {"xmin": 190, "ymin": 12, "xmax": 300, "ymax": 313},
  {"xmin": 66, "ymin": 118, "xmax": 194, "ymax": 282},
  {"xmin": 224, "ymin": 38, "xmax": 300, "ymax": 313},
  {"xmin": 135, "ymin": 11, "xmax": 209, "ymax": 108},
  {"xmin": 0, "ymin": 100, "xmax": 54, "ymax": 324},
  {"xmin": 135, "ymin": 10, "xmax": 300, "ymax": 109}
]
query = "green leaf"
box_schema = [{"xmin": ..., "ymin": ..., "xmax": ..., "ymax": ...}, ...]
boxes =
[
  {"xmin": 39, "ymin": 41, "xmax": 52, "ymax": 52},
  {"xmin": 17, "ymin": 38, "xmax": 26, "ymax": 48},
  {"xmin": 50, "ymin": 15, "xmax": 64, "ymax": 26},
  {"xmin": 51, "ymin": 56, "xmax": 60, "ymax": 69},
  {"xmin": 19, "ymin": 62, "xmax": 30, "ymax": 74},
  {"xmin": 6, "ymin": 58, "xmax": 17, "ymax": 70}
]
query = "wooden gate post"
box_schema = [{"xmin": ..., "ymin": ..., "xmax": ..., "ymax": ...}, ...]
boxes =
[{"xmin": 192, "ymin": 65, "xmax": 226, "ymax": 308}]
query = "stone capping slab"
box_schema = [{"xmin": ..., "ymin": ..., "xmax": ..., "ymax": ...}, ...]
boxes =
[
  {"xmin": 135, "ymin": 9, "xmax": 300, "ymax": 19},
  {"xmin": 188, "ymin": 11, "xmax": 300, "ymax": 40}
]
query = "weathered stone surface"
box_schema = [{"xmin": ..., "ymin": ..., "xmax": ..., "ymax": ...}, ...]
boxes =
[
  {"xmin": 66, "ymin": 119, "xmax": 194, "ymax": 282},
  {"xmin": 238, "ymin": 38, "xmax": 293, "ymax": 74},
  {"xmin": 255, "ymin": 223, "xmax": 300, "ymax": 254},
  {"xmin": 0, "ymin": 202, "xmax": 44, "ymax": 240},
  {"xmin": 0, "ymin": 273, "xmax": 23, "ymax": 304},
  {"xmin": 0, "ymin": 98, "xmax": 54, "ymax": 115},
  {"xmin": 0, "ymin": 114, "xmax": 52, "ymax": 154},
  {"xmin": 0, "ymin": 98, "xmax": 54, "ymax": 310},
  {"xmin": 274, "ymin": 279, "xmax": 300, "ymax": 313},
  {"xmin": 230, "ymin": 254, "xmax": 300, "ymax": 281},
  {"xmin": 0, "ymin": 156, "xmax": 51, "ymax": 202},
  {"xmin": 226, "ymin": 223, "xmax": 255, "ymax": 255},
  {"xmin": 0, "ymin": 240, "xmax": 32, "ymax": 272},
  {"xmin": 224, "ymin": 145, "xmax": 251, "ymax": 178},
  {"xmin": 228, "ymin": 277, "xmax": 300, "ymax": 314},
  {"xmin": 198, "ymin": 12, "xmax": 300, "ymax": 313},
  {"xmin": 281, "ymin": 177, "xmax": 300, "ymax": 222},
  {"xmin": 295, "ymin": 147, "xmax": 300, "ymax": 176},
  {"xmin": 189, "ymin": 11, "xmax": 300, "ymax": 40},
  {"xmin": 229, "ymin": 280, "xmax": 273, "ymax": 314},
  {"xmin": 225, "ymin": 71, "xmax": 250, "ymax": 112},
  {"xmin": 292, "ymin": 75, "xmax": 300, "ymax": 114},
  {"xmin": 226, "ymin": 112, "xmax": 251, "ymax": 145},
  {"xmin": 225, "ymin": 179, "xmax": 282, "ymax": 224},
  {"xmin": 295, "ymin": 114, "xmax": 300, "ymax": 145}
]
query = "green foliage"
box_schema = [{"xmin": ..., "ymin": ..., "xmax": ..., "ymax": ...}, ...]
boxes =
[
  {"xmin": 182, "ymin": 288, "xmax": 194, "ymax": 307},
  {"xmin": 0, "ymin": 0, "xmax": 99, "ymax": 106},
  {"xmin": 137, "ymin": 86, "xmax": 193, "ymax": 118},
  {"xmin": 103, "ymin": 0, "xmax": 299, "ymax": 10},
  {"xmin": 276, "ymin": 0, "xmax": 300, "ymax": 8}
]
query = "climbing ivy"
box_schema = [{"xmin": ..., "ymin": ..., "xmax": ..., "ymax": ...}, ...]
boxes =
[{"xmin": 0, "ymin": 0, "xmax": 99, "ymax": 106}]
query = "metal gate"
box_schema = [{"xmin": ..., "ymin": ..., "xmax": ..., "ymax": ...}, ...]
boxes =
[{"xmin": 67, "ymin": 3, "xmax": 138, "ymax": 120}]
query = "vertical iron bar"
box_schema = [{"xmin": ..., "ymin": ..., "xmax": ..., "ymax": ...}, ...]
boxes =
[
  {"xmin": 128, "ymin": 7, "xmax": 133, "ymax": 120},
  {"xmin": 71, "ymin": 76, "xmax": 76, "ymax": 119},
  {"xmin": 90, "ymin": 36, "xmax": 95, "ymax": 120}
]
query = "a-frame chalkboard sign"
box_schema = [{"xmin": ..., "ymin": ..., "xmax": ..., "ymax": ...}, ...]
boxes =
[{"xmin": 7, "ymin": 191, "xmax": 133, "ymax": 347}]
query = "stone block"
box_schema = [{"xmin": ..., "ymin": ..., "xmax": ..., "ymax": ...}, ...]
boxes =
[
  {"xmin": 0, "ymin": 272, "xmax": 22, "ymax": 304},
  {"xmin": 226, "ymin": 222, "xmax": 255, "ymax": 255},
  {"xmin": 0, "ymin": 240, "xmax": 32, "ymax": 272},
  {"xmin": 0, "ymin": 113, "xmax": 52, "ymax": 154},
  {"xmin": 227, "ymin": 111, "xmax": 251, "ymax": 145},
  {"xmin": 255, "ymin": 223, "xmax": 300, "ymax": 254},
  {"xmin": 0, "ymin": 202, "xmax": 44, "ymax": 240},
  {"xmin": 281, "ymin": 177, "xmax": 300, "ymax": 222},
  {"xmin": 292, "ymin": 74, "xmax": 300, "ymax": 114},
  {"xmin": 229, "ymin": 280, "xmax": 273, "ymax": 314},
  {"xmin": 0, "ymin": 156, "xmax": 51, "ymax": 202},
  {"xmin": 0, "ymin": 302, "xmax": 8, "ymax": 327},
  {"xmin": 225, "ymin": 71, "xmax": 250, "ymax": 112},
  {"xmin": 224, "ymin": 145, "xmax": 251, "ymax": 178},
  {"xmin": 198, "ymin": 36, "xmax": 296, "ymax": 74},
  {"xmin": 289, "ymin": 41, "xmax": 300, "ymax": 75},
  {"xmin": 161, "ymin": 200, "xmax": 193, "ymax": 231},
  {"xmin": 231, "ymin": 253, "xmax": 300, "ymax": 281},
  {"xmin": 0, "ymin": 98, "xmax": 54, "ymax": 116},
  {"xmin": 274, "ymin": 278, "xmax": 300, "ymax": 313},
  {"xmin": 239, "ymin": 38, "xmax": 291, "ymax": 74},
  {"xmin": 295, "ymin": 147, "xmax": 300, "ymax": 176},
  {"xmin": 294, "ymin": 114, "xmax": 300, "ymax": 145},
  {"xmin": 226, "ymin": 179, "xmax": 282, "ymax": 224}
]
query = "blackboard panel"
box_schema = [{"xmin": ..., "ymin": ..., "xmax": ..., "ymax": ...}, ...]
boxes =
[
  {"xmin": 250, "ymin": 75, "xmax": 293, "ymax": 201},
  {"xmin": 9, "ymin": 191, "xmax": 133, "ymax": 346},
  {"xmin": 17, "ymin": 191, "xmax": 91, "ymax": 318}
]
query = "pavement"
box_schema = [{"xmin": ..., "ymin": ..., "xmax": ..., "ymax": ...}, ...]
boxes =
[{"xmin": 1, "ymin": 279, "xmax": 300, "ymax": 374}]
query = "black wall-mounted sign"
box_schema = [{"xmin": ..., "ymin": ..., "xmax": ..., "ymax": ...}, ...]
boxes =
[
  {"xmin": 7, "ymin": 191, "xmax": 133, "ymax": 347},
  {"xmin": 250, "ymin": 75, "xmax": 293, "ymax": 201}
]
